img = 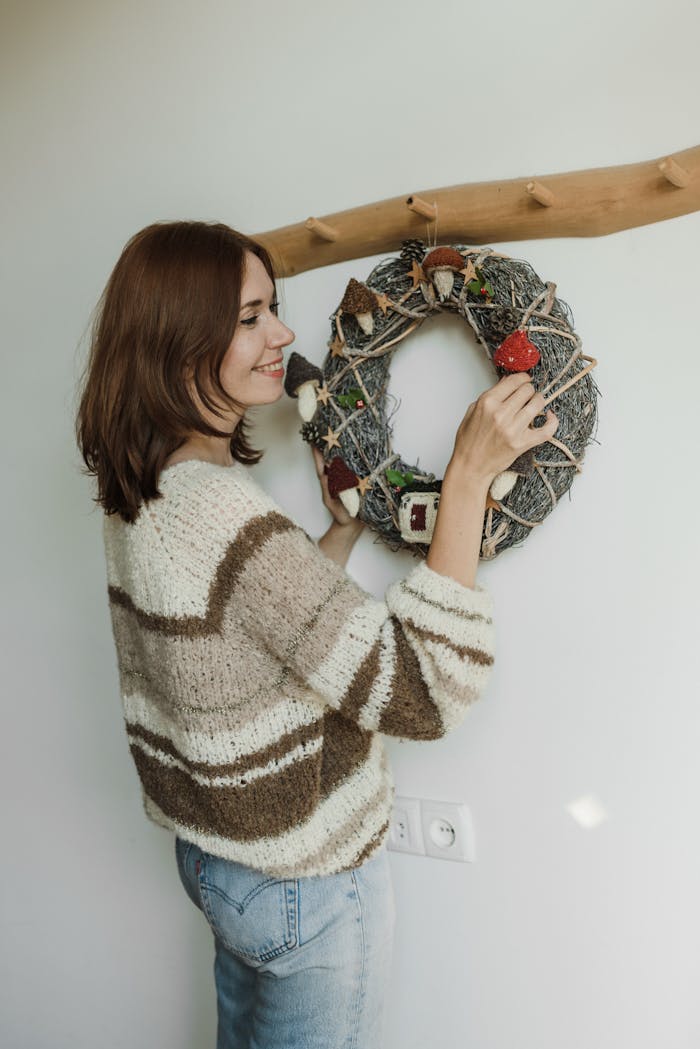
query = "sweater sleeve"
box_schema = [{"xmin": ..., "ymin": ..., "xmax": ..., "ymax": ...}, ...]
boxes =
[{"xmin": 218, "ymin": 474, "xmax": 495, "ymax": 742}]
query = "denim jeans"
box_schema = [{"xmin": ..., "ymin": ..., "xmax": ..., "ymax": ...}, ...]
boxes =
[{"xmin": 175, "ymin": 836, "xmax": 396, "ymax": 1049}]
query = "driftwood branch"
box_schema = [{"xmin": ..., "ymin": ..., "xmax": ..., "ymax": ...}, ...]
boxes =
[{"xmin": 254, "ymin": 145, "xmax": 700, "ymax": 278}]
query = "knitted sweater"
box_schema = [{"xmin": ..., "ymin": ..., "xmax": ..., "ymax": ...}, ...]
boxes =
[{"xmin": 102, "ymin": 459, "xmax": 495, "ymax": 878}]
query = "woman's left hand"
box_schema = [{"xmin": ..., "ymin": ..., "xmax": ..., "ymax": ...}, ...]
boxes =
[{"xmin": 311, "ymin": 446, "xmax": 364, "ymax": 529}]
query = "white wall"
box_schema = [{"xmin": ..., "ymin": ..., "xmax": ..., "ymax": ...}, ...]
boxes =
[{"xmin": 2, "ymin": 1, "xmax": 699, "ymax": 1046}]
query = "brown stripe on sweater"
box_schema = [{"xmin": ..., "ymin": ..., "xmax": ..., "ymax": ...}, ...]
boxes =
[
  {"xmin": 378, "ymin": 620, "xmax": 444, "ymax": 739},
  {"xmin": 340, "ymin": 819, "xmax": 390, "ymax": 871},
  {"xmin": 338, "ymin": 638, "xmax": 382, "ymax": 724},
  {"xmin": 318, "ymin": 710, "xmax": 373, "ymax": 797},
  {"xmin": 107, "ymin": 511, "xmax": 299, "ymax": 637},
  {"xmin": 127, "ymin": 717, "xmax": 325, "ymax": 780},
  {"xmin": 130, "ymin": 740, "xmax": 323, "ymax": 840},
  {"xmin": 403, "ymin": 618, "xmax": 494, "ymax": 667}
]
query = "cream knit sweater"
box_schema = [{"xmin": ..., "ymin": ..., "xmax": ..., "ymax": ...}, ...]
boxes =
[{"xmin": 102, "ymin": 459, "xmax": 495, "ymax": 878}]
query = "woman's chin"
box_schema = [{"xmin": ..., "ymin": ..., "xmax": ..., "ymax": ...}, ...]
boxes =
[{"xmin": 251, "ymin": 384, "xmax": 286, "ymax": 408}]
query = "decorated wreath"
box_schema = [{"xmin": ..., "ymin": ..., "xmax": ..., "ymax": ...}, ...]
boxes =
[{"xmin": 284, "ymin": 240, "xmax": 598, "ymax": 560}]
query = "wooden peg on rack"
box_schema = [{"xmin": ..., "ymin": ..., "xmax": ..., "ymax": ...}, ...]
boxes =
[
  {"xmin": 305, "ymin": 217, "xmax": 340, "ymax": 241},
  {"xmin": 659, "ymin": 156, "xmax": 691, "ymax": 188},
  {"xmin": 406, "ymin": 195, "xmax": 437, "ymax": 220},
  {"xmin": 526, "ymin": 180, "xmax": 556, "ymax": 207}
]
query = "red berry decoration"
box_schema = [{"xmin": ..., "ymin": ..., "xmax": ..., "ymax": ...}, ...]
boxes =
[{"xmin": 493, "ymin": 330, "xmax": 541, "ymax": 372}]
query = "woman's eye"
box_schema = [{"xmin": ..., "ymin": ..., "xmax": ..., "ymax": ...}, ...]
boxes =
[{"xmin": 240, "ymin": 302, "xmax": 279, "ymax": 327}]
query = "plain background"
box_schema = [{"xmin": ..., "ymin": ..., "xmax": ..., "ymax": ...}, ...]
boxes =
[{"xmin": 2, "ymin": 1, "xmax": 699, "ymax": 1046}]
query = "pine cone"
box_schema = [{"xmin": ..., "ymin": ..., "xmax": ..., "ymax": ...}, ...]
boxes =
[
  {"xmin": 400, "ymin": 239, "xmax": 426, "ymax": 264},
  {"xmin": 481, "ymin": 306, "xmax": 523, "ymax": 341},
  {"xmin": 300, "ymin": 421, "xmax": 322, "ymax": 445}
]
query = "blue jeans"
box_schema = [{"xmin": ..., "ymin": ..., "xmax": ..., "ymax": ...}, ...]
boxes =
[{"xmin": 175, "ymin": 837, "xmax": 396, "ymax": 1049}]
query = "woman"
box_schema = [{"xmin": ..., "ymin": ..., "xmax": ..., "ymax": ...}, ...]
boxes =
[{"xmin": 75, "ymin": 220, "xmax": 557, "ymax": 1049}]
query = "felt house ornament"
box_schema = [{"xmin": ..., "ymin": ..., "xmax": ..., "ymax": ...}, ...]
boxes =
[{"xmin": 398, "ymin": 483, "xmax": 442, "ymax": 544}]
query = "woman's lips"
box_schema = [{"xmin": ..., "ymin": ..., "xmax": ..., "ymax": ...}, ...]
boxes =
[{"xmin": 253, "ymin": 359, "xmax": 284, "ymax": 377}]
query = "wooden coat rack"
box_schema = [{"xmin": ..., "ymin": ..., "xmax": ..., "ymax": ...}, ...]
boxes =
[{"xmin": 254, "ymin": 145, "xmax": 700, "ymax": 278}]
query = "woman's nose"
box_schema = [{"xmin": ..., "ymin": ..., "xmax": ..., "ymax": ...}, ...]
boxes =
[{"xmin": 271, "ymin": 318, "xmax": 295, "ymax": 348}]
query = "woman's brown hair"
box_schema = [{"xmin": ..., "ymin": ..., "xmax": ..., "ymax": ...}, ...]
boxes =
[{"xmin": 75, "ymin": 220, "xmax": 275, "ymax": 523}]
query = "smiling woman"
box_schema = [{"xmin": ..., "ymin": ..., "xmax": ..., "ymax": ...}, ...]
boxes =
[
  {"xmin": 75, "ymin": 222, "xmax": 289, "ymax": 521},
  {"xmin": 74, "ymin": 219, "xmax": 551, "ymax": 1049},
  {"xmin": 166, "ymin": 251, "xmax": 295, "ymax": 471}
]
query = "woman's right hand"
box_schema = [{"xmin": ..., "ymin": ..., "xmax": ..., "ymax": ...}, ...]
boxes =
[{"xmin": 449, "ymin": 373, "xmax": 559, "ymax": 485}]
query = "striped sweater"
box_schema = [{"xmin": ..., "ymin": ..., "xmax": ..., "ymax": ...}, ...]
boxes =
[{"xmin": 102, "ymin": 459, "xmax": 495, "ymax": 878}]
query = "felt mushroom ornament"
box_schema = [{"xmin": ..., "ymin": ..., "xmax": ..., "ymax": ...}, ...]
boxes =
[
  {"xmin": 489, "ymin": 467, "xmax": 520, "ymax": 501},
  {"xmin": 325, "ymin": 456, "xmax": 360, "ymax": 517},
  {"xmin": 339, "ymin": 279, "xmax": 377, "ymax": 336},
  {"xmin": 283, "ymin": 351, "xmax": 324, "ymax": 422},
  {"xmin": 421, "ymin": 246, "xmax": 466, "ymax": 302},
  {"xmin": 489, "ymin": 449, "xmax": 538, "ymax": 499},
  {"xmin": 492, "ymin": 330, "xmax": 541, "ymax": 373}
]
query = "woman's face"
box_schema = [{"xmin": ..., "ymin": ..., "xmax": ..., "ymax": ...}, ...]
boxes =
[{"xmin": 212, "ymin": 251, "xmax": 295, "ymax": 424}]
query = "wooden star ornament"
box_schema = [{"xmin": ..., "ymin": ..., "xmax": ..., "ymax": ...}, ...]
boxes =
[
  {"xmin": 322, "ymin": 427, "xmax": 341, "ymax": 450},
  {"xmin": 406, "ymin": 259, "xmax": 427, "ymax": 289},
  {"xmin": 316, "ymin": 385, "xmax": 331, "ymax": 406},
  {"xmin": 374, "ymin": 292, "xmax": 392, "ymax": 316},
  {"xmin": 460, "ymin": 259, "xmax": 478, "ymax": 284},
  {"xmin": 356, "ymin": 475, "xmax": 373, "ymax": 496},
  {"xmin": 329, "ymin": 333, "xmax": 346, "ymax": 358}
]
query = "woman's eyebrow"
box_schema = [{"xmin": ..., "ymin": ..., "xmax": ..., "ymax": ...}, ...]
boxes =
[{"xmin": 240, "ymin": 292, "xmax": 278, "ymax": 310}]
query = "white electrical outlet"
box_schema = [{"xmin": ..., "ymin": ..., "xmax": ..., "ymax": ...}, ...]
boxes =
[
  {"xmin": 387, "ymin": 796, "xmax": 475, "ymax": 863},
  {"xmin": 420, "ymin": 800, "xmax": 475, "ymax": 863},
  {"xmin": 388, "ymin": 796, "xmax": 425, "ymax": 855}
]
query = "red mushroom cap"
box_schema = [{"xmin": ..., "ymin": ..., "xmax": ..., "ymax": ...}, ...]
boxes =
[
  {"xmin": 422, "ymin": 247, "xmax": 464, "ymax": 274},
  {"xmin": 326, "ymin": 456, "xmax": 359, "ymax": 498},
  {"xmin": 493, "ymin": 330, "xmax": 541, "ymax": 372}
]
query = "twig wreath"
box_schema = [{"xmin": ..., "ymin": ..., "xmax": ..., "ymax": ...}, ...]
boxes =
[{"xmin": 284, "ymin": 240, "xmax": 599, "ymax": 560}]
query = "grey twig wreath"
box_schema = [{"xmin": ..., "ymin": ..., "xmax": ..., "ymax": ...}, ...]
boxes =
[{"xmin": 285, "ymin": 240, "xmax": 599, "ymax": 560}]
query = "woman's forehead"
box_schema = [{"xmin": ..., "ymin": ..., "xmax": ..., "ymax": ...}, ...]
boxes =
[{"xmin": 241, "ymin": 252, "xmax": 274, "ymax": 297}]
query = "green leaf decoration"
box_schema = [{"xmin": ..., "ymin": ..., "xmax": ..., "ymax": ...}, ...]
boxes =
[
  {"xmin": 386, "ymin": 468, "xmax": 415, "ymax": 488},
  {"xmin": 468, "ymin": 276, "xmax": 495, "ymax": 297},
  {"xmin": 336, "ymin": 386, "xmax": 365, "ymax": 409},
  {"xmin": 466, "ymin": 267, "xmax": 494, "ymax": 299}
]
